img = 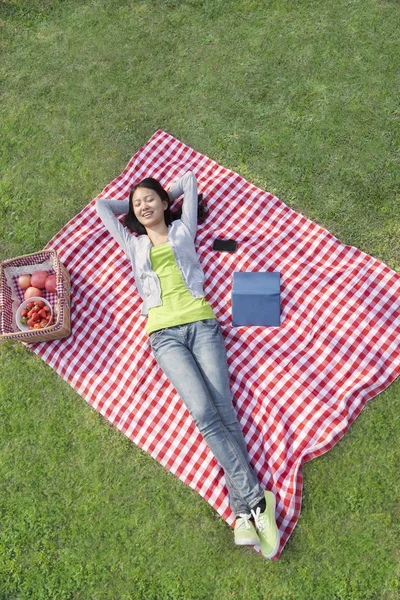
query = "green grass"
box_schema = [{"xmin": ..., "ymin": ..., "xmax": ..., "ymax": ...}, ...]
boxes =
[{"xmin": 1, "ymin": 0, "xmax": 399, "ymax": 598}]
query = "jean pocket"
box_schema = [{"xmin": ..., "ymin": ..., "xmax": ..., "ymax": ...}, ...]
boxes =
[
  {"xmin": 149, "ymin": 328, "xmax": 164, "ymax": 346},
  {"xmin": 199, "ymin": 318, "xmax": 219, "ymax": 328}
]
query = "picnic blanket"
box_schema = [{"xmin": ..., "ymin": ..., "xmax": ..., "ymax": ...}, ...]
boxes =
[{"xmin": 27, "ymin": 129, "xmax": 400, "ymax": 560}]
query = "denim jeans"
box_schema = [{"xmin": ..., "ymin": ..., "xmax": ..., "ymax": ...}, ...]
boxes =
[{"xmin": 149, "ymin": 318, "xmax": 265, "ymax": 516}]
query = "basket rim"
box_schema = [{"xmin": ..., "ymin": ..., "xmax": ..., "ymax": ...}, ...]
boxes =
[{"xmin": 0, "ymin": 247, "xmax": 58, "ymax": 267}]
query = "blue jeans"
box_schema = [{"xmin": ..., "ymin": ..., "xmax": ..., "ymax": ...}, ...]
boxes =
[{"xmin": 149, "ymin": 318, "xmax": 265, "ymax": 516}]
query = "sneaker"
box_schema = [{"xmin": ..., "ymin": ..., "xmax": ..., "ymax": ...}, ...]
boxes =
[
  {"xmin": 251, "ymin": 491, "xmax": 280, "ymax": 559},
  {"xmin": 234, "ymin": 513, "xmax": 260, "ymax": 546}
]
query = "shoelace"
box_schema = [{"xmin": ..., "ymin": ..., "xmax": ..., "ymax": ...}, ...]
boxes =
[
  {"xmin": 237, "ymin": 513, "xmax": 252, "ymax": 530},
  {"xmin": 251, "ymin": 507, "xmax": 268, "ymax": 534}
]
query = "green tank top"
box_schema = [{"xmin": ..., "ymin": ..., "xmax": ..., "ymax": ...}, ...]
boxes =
[{"xmin": 145, "ymin": 243, "xmax": 216, "ymax": 335}]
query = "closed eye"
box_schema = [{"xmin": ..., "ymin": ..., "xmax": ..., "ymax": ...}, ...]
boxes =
[{"xmin": 134, "ymin": 197, "xmax": 154, "ymax": 207}]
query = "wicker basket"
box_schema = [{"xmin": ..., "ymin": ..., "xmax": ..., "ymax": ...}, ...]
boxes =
[{"xmin": 0, "ymin": 248, "xmax": 71, "ymax": 343}]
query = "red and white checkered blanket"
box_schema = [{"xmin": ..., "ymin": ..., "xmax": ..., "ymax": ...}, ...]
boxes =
[{"xmin": 29, "ymin": 129, "xmax": 400, "ymax": 560}]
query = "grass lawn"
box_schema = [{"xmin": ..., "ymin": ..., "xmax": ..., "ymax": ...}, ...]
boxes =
[{"xmin": 1, "ymin": 0, "xmax": 399, "ymax": 598}]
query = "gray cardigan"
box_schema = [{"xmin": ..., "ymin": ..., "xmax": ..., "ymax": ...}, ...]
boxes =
[{"xmin": 95, "ymin": 171, "xmax": 206, "ymax": 316}]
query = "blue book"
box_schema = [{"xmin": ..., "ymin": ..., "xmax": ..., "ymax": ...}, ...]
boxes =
[{"xmin": 232, "ymin": 271, "xmax": 281, "ymax": 327}]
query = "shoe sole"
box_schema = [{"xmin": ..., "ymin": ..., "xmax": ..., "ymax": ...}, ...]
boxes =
[
  {"xmin": 235, "ymin": 537, "xmax": 260, "ymax": 546},
  {"xmin": 261, "ymin": 532, "xmax": 281, "ymax": 559},
  {"xmin": 259, "ymin": 491, "xmax": 281, "ymax": 559}
]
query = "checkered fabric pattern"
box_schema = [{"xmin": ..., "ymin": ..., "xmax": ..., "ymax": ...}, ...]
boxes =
[{"xmin": 27, "ymin": 129, "xmax": 400, "ymax": 560}]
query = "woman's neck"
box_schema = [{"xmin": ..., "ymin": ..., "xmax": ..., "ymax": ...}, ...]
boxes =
[{"xmin": 146, "ymin": 223, "xmax": 169, "ymax": 247}]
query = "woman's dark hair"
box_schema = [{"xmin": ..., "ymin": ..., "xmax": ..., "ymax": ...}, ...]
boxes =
[{"xmin": 123, "ymin": 177, "xmax": 208, "ymax": 235}]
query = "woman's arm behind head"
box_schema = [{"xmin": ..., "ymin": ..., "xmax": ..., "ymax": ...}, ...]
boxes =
[
  {"xmin": 170, "ymin": 192, "xmax": 207, "ymax": 224},
  {"xmin": 95, "ymin": 198, "xmax": 132, "ymax": 257},
  {"xmin": 168, "ymin": 171, "xmax": 208, "ymax": 239}
]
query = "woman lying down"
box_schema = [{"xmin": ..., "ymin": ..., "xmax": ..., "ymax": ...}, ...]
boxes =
[{"xmin": 96, "ymin": 170, "xmax": 280, "ymax": 560}]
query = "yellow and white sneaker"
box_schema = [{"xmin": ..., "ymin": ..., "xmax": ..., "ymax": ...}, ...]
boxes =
[
  {"xmin": 234, "ymin": 513, "xmax": 260, "ymax": 546},
  {"xmin": 251, "ymin": 491, "xmax": 280, "ymax": 559}
]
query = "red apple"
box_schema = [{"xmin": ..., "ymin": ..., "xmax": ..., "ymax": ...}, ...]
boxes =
[
  {"xmin": 18, "ymin": 274, "xmax": 31, "ymax": 290},
  {"xmin": 45, "ymin": 274, "xmax": 57, "ymax": 293},
  {"xmin": 30, "ymin": 270, "xmax": 49, "ymax": 289},
  {"xmin": 24, "ymin": 287, "xmax": 43, "ymax": 300}
]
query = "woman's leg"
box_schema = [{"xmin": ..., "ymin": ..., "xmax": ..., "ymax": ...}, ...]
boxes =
[
  {"xmin": 186, "ymin": 319, "xmax": 265, "ymax": 513},
  {"xmin": 149, "ymin": 321, "xmax": 265, "ymax": 515},
  {"xmin": 187, "ymin": 320, "xmax": 255, "ymax": 466}
]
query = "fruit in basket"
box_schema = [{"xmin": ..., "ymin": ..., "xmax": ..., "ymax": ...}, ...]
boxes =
[
  {"xmin": 24, "ymin": 286, "xmax": 43, "ymax": 300},
  {"xmin": 45, "ymin": 274, "xmax": 57, "ymax": 293},
  {"xmin": 18, "ymin": 274, "xmax": 31, "ymax": 290},
  {"xmin": 31, "ymin": 271, "xmax": 49, "ymax": 289},
  {"xmin": 18, "ymin": 299, "xmax": 53, "ymax": 330},
  {"xmin": 17, "ymin": 271, "xmax": 57, "ymax": 296}
]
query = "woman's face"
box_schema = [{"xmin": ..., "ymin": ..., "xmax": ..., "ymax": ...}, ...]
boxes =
[{"xmin": 132, "ymin": 188, "xmax": 168, "ymax": 229}]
